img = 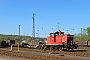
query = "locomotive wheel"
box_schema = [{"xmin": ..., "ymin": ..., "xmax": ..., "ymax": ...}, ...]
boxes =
[
  {"xmin": 44, "ymin": 47, "xmax": 46, "ymax": 51},
  {"xmin": 50, "ymin": 46, "xmax": 53, "ymax": 50},
  {"xmin": 54, "ymin": 47, "xmax": 58, "ymax": 51},
  {"xmin": 67, "ymin": 48, "xmax": 70, "ymax": 51},
  {"xmin": 58, "ymin": 47, "xmax": 62, "ymax": 51},
  {"xmin": 74, "ymin": 44, "xmax": 78, "ymax": 49}
]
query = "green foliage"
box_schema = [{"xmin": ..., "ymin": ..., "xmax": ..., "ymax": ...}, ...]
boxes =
[
  {"xmin": 0, "ymin": 34, "xmax": 45, "ymax": 43},
  {"xmin": 86, "ymin": 27, "xmax": 90, "ymax": 35},
  {"xmin": 74, "ymin": 27, "xmax": 90, "ymax": 41},
  {"xmin": 74, "ymin": 33, "xmax": 80, "ymax": 41}
]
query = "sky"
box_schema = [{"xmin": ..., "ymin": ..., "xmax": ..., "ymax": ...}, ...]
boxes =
[{"xmin": 0, "ymin": 0, "xmax": 90, "ymax": 37}]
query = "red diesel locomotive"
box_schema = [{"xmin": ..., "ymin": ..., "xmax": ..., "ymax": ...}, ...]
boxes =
[{"xmin": 39, "ymin": 30, "xmax": 78, "ymax": 51}]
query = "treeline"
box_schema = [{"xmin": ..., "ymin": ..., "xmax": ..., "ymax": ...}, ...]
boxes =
[
  {"xmin": 0, "ymin": 34, "xmax": 45, "ymax": 43},
  {"xmin": 74, "ymin": 27, "xmax": 90, "ymax": 41}
]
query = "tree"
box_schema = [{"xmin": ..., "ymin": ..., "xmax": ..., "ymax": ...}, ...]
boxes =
[
  {"xmin": 82, "ymin": 29, "xmax": 86, "ymax": 36},
  {"xmin": 7, "ymin": 37, "xmax": 10, "ymax": 40},
  {"xmin": 86, "ymin": 27, "xmax": 90, "ymax": 36}
]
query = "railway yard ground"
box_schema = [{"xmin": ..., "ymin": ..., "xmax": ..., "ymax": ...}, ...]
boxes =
[
  {"xmin": 0, "ymin": 41, "xmax": 90, "ymax": 60},
  {"xmin": 0, "ymin": 47, "xmax": 90, "ymax": 60}
]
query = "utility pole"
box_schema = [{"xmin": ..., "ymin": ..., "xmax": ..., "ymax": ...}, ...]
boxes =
[
  {"xmin": 81, "ymin": 28, "xmax": 82, "ymax": 41},
  {"xmin": 32, "ymin": 13, "xmax": 35, "ymax": 43},
  {"xmin": 19, "ymin": 25, "xmax": 20, "ymax": 42},
  {"xmin": 18, "ymin": 25, "xmax": 20, "ymax": 52},
  {"xmin": 57, "ymin": 22, "xmax": 60, "ymax": 30}
]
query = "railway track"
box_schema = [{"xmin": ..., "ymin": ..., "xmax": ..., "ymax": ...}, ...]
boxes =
[
  {"xmin": 0, "ymin": 47, "xmax": 90, "ymax": 60},
  {"xmin": 0, "ymin": 48, "xmax": 74, "ymax": 60},
  {"xmin": 11, "ymin": 47, "xmax": 90, "ymax": 57}
]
